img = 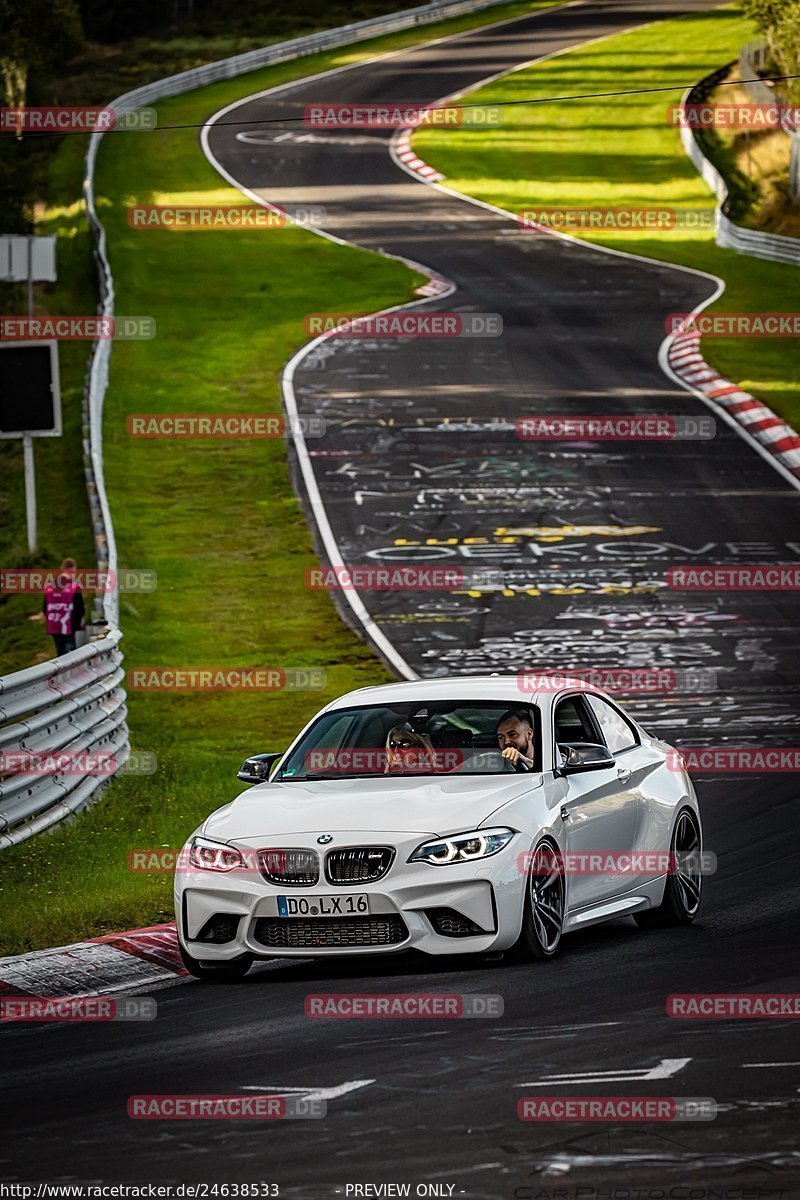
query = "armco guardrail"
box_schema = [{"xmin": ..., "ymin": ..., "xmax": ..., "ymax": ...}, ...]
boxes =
[
  {"xmin": 83, "ymin": 0, "xmax": 519, "ymax": 614},
  {"xmin": 679, "ymin": 71, "xmax": 800, "ymax": 267},
  {"xmin": 0, "ymin": 630, "xmax": 127, "ymax": 848}
]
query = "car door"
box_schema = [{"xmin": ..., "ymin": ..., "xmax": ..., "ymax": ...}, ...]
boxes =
[
  {"xmin": 583, "ymin": 692, "xmax": 667, "ymax": 890},
  {"xmin": 552, "ymin": 693, "xmax": 641, "ymax": 911}
]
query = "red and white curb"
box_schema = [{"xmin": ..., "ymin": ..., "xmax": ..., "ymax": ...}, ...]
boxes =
[
  {"xmin": 668, "ymin": 331, "xmax": 800, "ymax": 481},
  {"xmin": 394, "ymin": 130, "xmax": 445, "ymax": 181},
  {"xmin": 414, "ymin": 275, "xmax": 451, "ymax": 297},
  {"xmin": 0, "ymin": 923, "xmax": 184, "ymax": 1000}
]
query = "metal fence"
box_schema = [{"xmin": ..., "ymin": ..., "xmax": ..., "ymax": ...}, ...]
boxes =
[
  {"xmin": 679, "ymin": 74, "xmax": 800, "ymax": 267},
  {"xmin": 0, "ymin": 631, "xmax": 127, "ymax": 848}
]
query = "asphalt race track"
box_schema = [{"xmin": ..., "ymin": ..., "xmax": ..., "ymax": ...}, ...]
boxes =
[
  {"xmin": 205, "ymin": 0, "xmax": 800, "ymax": 748},
  {"xmin": 3, "ymin": 1, "xmax": 799, "ymax": 1194}
]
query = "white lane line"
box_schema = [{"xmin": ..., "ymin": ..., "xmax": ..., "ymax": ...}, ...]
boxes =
[
  {"xmin": 518, "ymin": 1057, "xmax": 691, "ymax": 1085},
  {"xmin": 743, "ymin": 1061, "xmax": 800, "ymax": 1068},
  {"xmin": 242, "ymin": 1079, "xmax": 375, "ymax": 1101}
]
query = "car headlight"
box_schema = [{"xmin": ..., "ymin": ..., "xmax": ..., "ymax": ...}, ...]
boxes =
[
  {"xmin": 409, "ymin": 827, "xmax": 515, "ymax": 866},
  {"xmin": 188, "ymin": 835, "xmax": 244, "ymax": 872}
]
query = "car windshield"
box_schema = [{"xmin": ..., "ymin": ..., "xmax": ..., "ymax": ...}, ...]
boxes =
[{"xmin": 277, "ymin": 700, "xmax": 542, "ymax": 781}]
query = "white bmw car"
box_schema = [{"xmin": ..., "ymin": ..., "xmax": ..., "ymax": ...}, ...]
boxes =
[{"xmin": 175, "ymin": 677, "xmax": 703, "ymax": 980}]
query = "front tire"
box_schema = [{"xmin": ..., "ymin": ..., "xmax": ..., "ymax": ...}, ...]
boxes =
[
  {"xmin": 513, "ymin": 840, "xmax": 565, "ymax": 961},
  {"xmin": 634, "ymin": 808, "xmax": 703, "ymax": 929},
  {"xmin": 179, "ymin": 940, "xmax": 253, "ymax": 981}
]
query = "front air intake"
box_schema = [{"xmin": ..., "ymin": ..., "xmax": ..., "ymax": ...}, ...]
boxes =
[
  {"xmin": 325, "ymin": 846, "xmax": 394, "ymax": 884},
  {"xmin": 426, "ymin": 908, "xmax": 488, "ymax": 937},
  {"xmin": 258, "ymin": 848, "xmax": 319, "ymax": 887},
  {"xmin": 196, "ymin": 913, "xmax": 241, "ymax": 943},
  {"xmin": 254, "ymin": 915, "xmax": 408, "ymax": 949}
]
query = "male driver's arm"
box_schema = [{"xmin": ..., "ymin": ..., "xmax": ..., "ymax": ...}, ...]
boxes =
[{"xmin": 501, "ymin": 747, "xmax": 534, "ymax": 770}]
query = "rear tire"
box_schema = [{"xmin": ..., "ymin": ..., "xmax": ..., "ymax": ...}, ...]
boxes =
[
  {"xmin": 179, "ymin": 941, "xmax": 253, "ymax": 981},
  {"xmin": 512, "ymin": 840, "xmax": 565, "ymax": 961},
  {"xmin": 634, "ymin": 808, "xmax": 702, "ymax": 929}
]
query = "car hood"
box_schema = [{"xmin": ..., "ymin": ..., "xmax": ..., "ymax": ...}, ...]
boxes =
[{"xmin": 204, "ymin": 773, "xmax": 540, "ymax": 842}]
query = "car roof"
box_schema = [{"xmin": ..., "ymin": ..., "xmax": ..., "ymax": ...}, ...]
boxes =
[{"xmin": 325, "ymin": 675, "xmax": 592, "ymax": 709}]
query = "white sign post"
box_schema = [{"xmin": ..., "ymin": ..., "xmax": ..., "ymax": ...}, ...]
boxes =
[{"xmin": 23, "ymin": 434, "xmax": 37, "ymax": 552}]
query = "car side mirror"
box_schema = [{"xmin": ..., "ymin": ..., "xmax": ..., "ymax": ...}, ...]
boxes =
[
  {"xmin": 237, "ymin": 752, "xmax": 283, "ymax": 784},
  {"xmin": 556, "ymin": 742, "xmax": 615, "ymax": 775}
]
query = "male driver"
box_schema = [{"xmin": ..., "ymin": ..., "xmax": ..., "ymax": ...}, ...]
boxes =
[{"xmin": 496, "ymin": 708, "xmax": 535, "ymax": 771}]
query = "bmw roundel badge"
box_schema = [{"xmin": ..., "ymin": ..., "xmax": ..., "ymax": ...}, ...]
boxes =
[{"xmin": 317, "ymin": 833, "xmax": 333, "ymax": 844}]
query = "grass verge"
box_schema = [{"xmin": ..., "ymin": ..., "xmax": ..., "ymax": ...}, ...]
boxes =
[
  {"xmin": 0, "ymin": 0, "xmax": 554, "ymax": 955},
  {"xmin": 413, "ymin": 4, "xmax": 800, "ymax": 426}
]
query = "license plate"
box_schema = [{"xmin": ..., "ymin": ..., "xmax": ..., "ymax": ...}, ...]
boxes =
[{"xmin": 277, "ymin": 893, "xmax": 370, "ymax": 918}]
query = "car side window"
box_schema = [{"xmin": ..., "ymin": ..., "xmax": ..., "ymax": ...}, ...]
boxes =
[
  {"xmin": 553, "ymin": 696, "xmax": 597, "ymax": 745},
  {"xmin": 585, "ymin": 695, "xmax": 639, "ymax": 754}
]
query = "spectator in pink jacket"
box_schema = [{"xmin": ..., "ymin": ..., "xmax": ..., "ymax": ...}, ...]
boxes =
[{"xmin": 43, "ymin": 558, "xmax": 85, "ymax": 657}]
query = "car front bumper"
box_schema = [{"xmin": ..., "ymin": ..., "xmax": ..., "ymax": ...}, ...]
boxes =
[{"xmin": 175, "ymin": 829, "xmax": 528, "ymax": 959}]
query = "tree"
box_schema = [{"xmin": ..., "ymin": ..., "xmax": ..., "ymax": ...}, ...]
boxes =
[
  {"xmin": 741, "ymin": 0, "xmax": 791, "ymax": 32},
  {"xmin": 742, "ymin": 0, "xmax": 800, "ymax": 99},
  {"xmin": 0, "ymin": 0, "xmax": 83, "ymax": 117},
  {"xmin": 772, "ymin": 5, "xmax": 800, "ymax": 96}
]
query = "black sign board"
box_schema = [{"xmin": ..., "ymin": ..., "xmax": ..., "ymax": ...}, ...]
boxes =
[{"xmin": 0, "ymin": 341, "xmax": 61, "ymax": 437}]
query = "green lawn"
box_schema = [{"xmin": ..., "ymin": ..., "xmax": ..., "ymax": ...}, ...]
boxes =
[
  {"xmin": 413, "ymin": 4, "xmax": 800, "ymax": 426},
  {"xmin": 0, "ymin": 0, "xmax": 556, "ymax": 956}
]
